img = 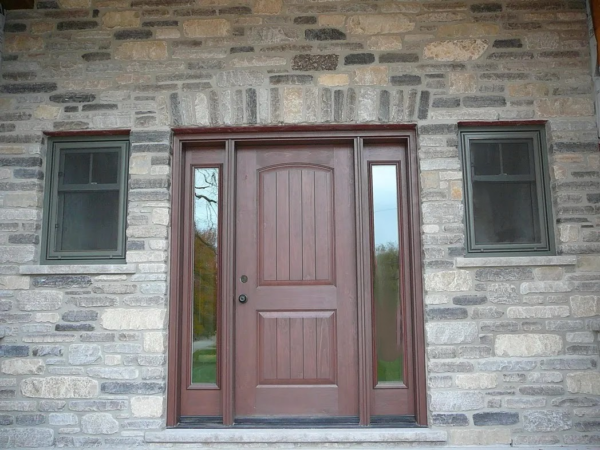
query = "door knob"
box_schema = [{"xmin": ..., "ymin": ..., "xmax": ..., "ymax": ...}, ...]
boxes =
[{"xmin": 238, "ymin": 294, "xmax": 248, "ymax": 304}]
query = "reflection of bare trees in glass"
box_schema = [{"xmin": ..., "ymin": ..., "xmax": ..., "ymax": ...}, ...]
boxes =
[{"xmin": 193, "ymin": 169, "xmax": 219, "ymax": 341}]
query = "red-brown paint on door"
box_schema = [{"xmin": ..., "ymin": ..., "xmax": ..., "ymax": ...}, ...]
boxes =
[{"xmin": 234, "ymin": 142, "xmax": 359, "ymax": 418}]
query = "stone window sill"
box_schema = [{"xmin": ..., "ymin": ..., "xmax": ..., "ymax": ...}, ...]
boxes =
[
  {"xmin": 144, "ymin": 428, "xmax": 447, "ymax": 445},
  {"xmin": 455, "ymin": 255, "xmax": 577, "ymax": 268},
  {"xmin": 20, "ymin": 264, "xmax": 137, "ymax": 275}
]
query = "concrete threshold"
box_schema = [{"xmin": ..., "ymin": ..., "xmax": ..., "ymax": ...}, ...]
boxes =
[{"xmin": 144, "ymin": 428, "xmax": 448, "ymax": 445}]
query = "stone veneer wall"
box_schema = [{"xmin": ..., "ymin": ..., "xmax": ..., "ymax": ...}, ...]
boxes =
[{"xmin": 0, "ymin": 0, "xmax": 599, "ymax": 448}]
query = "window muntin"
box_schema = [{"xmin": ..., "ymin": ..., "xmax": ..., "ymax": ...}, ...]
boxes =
[
  {"xmin": 460, "ymin": 128, "xmax": 554, "ymax": 256},
  {"xmin": 42, "ymin": 138, "xmax": 129, "ymax": 263}
]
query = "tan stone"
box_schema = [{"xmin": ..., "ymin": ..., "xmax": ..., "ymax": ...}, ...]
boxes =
[
  {"xmin": 34, "ymin": 105, "xmax": 61, "ymax": 120},
  {"xmin": 101, "ymin": 308, "xmax": 166, "ymax": 330},
  {"xmin": 450, "ymin": 181, "xmax": 462, "ymax": 200},
  {"xmin": 59, "ymin": 0, "xmax": 91, "ymax": 7},
  {"xmin": 381, "ymin": 2, "xmax": 421, "ymax": 13},
  {"xmin": 129, "ymin": 155, "xmax": 151, "ymax": 175},
  {"xmin": 451, "ymin": 429, "xmax": 511, "ymax": 446},
  {"xmin": 114, "ymin": 41, "xmax": 168, "ymax": 60},
  {"xmin": 183, "ymin": 19, "xmax": 231, "ymax": 37},
  {"xmin": 21, "ymin": 377, "xmax": 98, "ymax": 399},
  {"xmin": 318, "ymin": 74, "xmax": 349, "ymax": 87},
  {"xmin": 577, "ymin": 255, "xmax": 600, "ymax": 272},
  {"xmin": 424, "ymin": 39, "xmax": 488, "ymax": 61},
  {"xmin": 318, "ymin": 15, "xmax": 346, "ymax": 27},
  {"xmin": 367, "ymin": 35, "xmax": 403, "ymax": 51},
  {"xmin": 347, "ymin": 14, "xmax": 415, "ymax": 35},
  {"xmin": 5, "ymin": 35, "xmax": 44, "ymax": 53},
  {"xmin": 283, "ymin": 87, "xmax": 303, "ymax": 124},
  {"xmin": 254, "ymin": 0, "xmax": 282, "ymax": 15},
  {"xmin": 102, "ymin": 11, "xmax": 140, "ymax": 29},
  {"xmin": 131, "ymin": 396, "xmax": 163, "ymax": 418},
  {"xmin": 535, "ymin": 98, "xmax": 594, "ymax": 117},
  {"xmin": 2, "ymin": 359, "xmax": 45, "ymax": 375},
  {"xmin": 566, "ymin": 372, "xmax": 600, "ymax": 395},
  {"xmin": 424, "ymin": 270, "xmax": 472, "ymax": 292},
  {"xmin": 455, "ymin": 373, "xmax": 497, "ymax": 390},
  {"xmin": 495, "ymin": 334, "xmax": 563, "ymax": 357},
  {"xmin": 508, "ymin": 83, "xmax": 550, "ymax": 98},
  {"xmin": 570, "ymin": 295, "xmax": 600, "ymax": 318},
  {"xmin": 230, "ymin": 56, "xmax": 286, "ymax": 68},
  {"xmin": 0, "ymin": 276, "xmax": 29, "ymax": 290},
  {"xmin": 31, "ymin": 22, "xmax": 54, "ymax": 34},
  {"xmin": 353, "ymin": 67, "xmax": 388, "ymax": 86},
  {"xmin": 420, "ymin": 172, "xmax": 439, "ymax": 190},
  {"xmin": 156, "ymin": 28, "xmax": 181, "ymax": 39},
  {"xmin": 438, "ymin": 23, "xmax": 499, "ymax": 38}
]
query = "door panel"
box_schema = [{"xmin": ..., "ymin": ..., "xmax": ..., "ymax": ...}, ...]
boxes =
[{"xmin": 235, "ymin": 143, "xmax": 358, "ymax": 418}]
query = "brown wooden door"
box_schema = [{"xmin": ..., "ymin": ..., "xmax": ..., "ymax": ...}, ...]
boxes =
[{"xmin": 234, "ymin": 142, "xmax": 358, "ymax": 419}]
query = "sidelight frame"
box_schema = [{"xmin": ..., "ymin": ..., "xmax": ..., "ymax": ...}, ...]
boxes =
[{"xmin": 168, "ymin": 125, "xmax": 425, "ymax": 428}]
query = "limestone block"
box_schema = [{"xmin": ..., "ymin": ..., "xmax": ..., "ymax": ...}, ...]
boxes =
[
  {"xmin": 353, "ymin": 67, "xmax": 388, "ymax": 86},
  {"xmin": 570, "ymin": 295, "xmax": 600, "ymax": 318},
  {"xmin": 424, "ymin": 270, "xmax": 472, "ymax": 292},
  {"xmin": 152, "ymin": 208, "xmax": 170, "ymax": 226},
  {"xmin": 318, "ymin": 74, "xmax": 349, "ymax": 87},
  {"xmin": 143, "ymin": 332, "xmax": 165, "ymax": 353},
  {"xmin": 183, "ymin": 19, "xmax": 230, "ymax": 38},
  {"xmin": 283, "ymin": 87, "xmax": 303, "ymax": 123},
  {"xmin": 577, "ymin": 255, "xmax": 600, "ymax": 272},
  {"xmin": 566, "ymin": 372, "xmax": 600, "ymax": 395},
  {"xmin": 21, "ymin": 377, "xmax": 98, "ymax": 398},
  {"xmin": 450, "ymin": 429, "xmax": 511, "ymax": 446},
  {"xmin": 455, "ymin": 373, "xmax": 497, "ymax": 390},
  {"xmin": 523, "ymin": 410, "xmax": 572, "ymax": 432},
  {"xmin": 367, "ymin": 35, "xmax": 402, "ymax": 51},
  {"xmin": 495, "ymin": 334, "xmax": 563, "ymax": 357},
  {"xmin": 4, "ymin": 35, "xmax": 44, "ymax": 53},
  {"xmin": 1, "ymin": 359, "xmax": 45, "ymax": 375},
  {"xmin": 559, "ymin": 224, "xmax": 579, "ymax": 243},
  {"xmin": 438, "ymin": 23, "xmax": 500, "ymax": 38},
  {"xmin": 254, "ymin": 0, "xmax": 282, "ymax": 15},
  {"xmin": 16, "ymin": 291, "xmax": 63, "ymax": 311},
  {"xmin": 424, "ymin": 40, "xmax": 488, "ymax": 61},
  {"xmin": 426, "ymin": 323, "xmax": 478, "ymax": 345},
  {"xmin": 115, "ymin": 42, "xmax": 168, "ymax": 61},
  {"xmin": 34, "ymin": 105, "xmax": 61, "ymax": 120},
  {"xmin": 81, "ymin": 413, "xmax": 119, "ymax": 435},
  {"xmin": 131, "ymin": 396, "xmax": 163, "ymax": 418},
  {"xmin": 69, "ymin": 344, "xmax": 102, "ymax": 365},
  {"xmin": 430, "ymin": 391, "xmax": 484, "ymax": 411},
  {"xmin": 449, "ymin": 73, "xmax": 477, "ymax": 94},
  {"xmin": 347, "ymin": 15, "xmax": 415, "ymax": 35},
  {"xmin": 129, "ymin": 154, "xmax": 151, "ymax": 175},
  {"xmin": 102, "ymin": 11, "xmax": 140, "ymax": 29},
  {"xmin": 101, "ymin": 308, "xmax": 166, "ymax": 330}
]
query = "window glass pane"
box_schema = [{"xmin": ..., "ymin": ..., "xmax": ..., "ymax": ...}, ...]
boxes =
[
  {"xmin": 371, "ymin": 165, "xmax": 403, "ymax": 384},
  {"xmin": 192, "ymin": 168, "xmax": 219, "ymax": 384},
  {"xmin": 471, "ymin": 142, "xmax": 500, "ymax": 175},
  {"xmin": 58, "ymin": 191, "xmax": 119, "ymax": 251},
  {"xmin": 473, "ymin": 181, "xmax": 541, "ymax": 245},
  {"xmin": 62, "ymin": 152, "xmax": 90, "ymax": 185},
  {"xmin": 92, "ymin": 151, "xmax": 119, "ymax": 184},
  {"xmin": 501, "ymin": 142, "xmax": 531, "ymax": 175}
]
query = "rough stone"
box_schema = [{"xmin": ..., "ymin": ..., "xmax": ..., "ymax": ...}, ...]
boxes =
[
  {"xmin": 130, "ymin": 396, "xmax": 163, "ymax": 418},
  {"xmin": 69, "ymin": 344, "xmax": 102, "ymax": 365},
  {"xmin": 102, "ymin": 11, "xmax": 140, "ymax": 28},
  {"xmin": 1, "ymin": 359, "xmax": 45, "ymax": 375},
  {"xmin": 81, "ymin": 412, "xmax": 119, "ymax": 434},
  {"xmin": 346, "ymin": 14, "xmax": 415, "ymax": 35},
  {"xmin": 183, "ymin": 19, "xmax": 230, "ymax": 37},
  {"xmin": 567, "ymin": 372, "xmax": 600, "ymax": 395},
  {"xmin": 114, "ymin": 41, "xmax": 168, "ymax": 60},
  {"xmin": 426, "ymin": 323, "xmax": 478, "ymax": 345},
  {"xmin": 455, "ymin": 373, "xmax": 497, "ymax": 390},
  {"xmin": 570, "ymin": 295, "xmax": 600, "ymax": 318},
  {"xmin": 425, "ymin": 270, "xmax": 472, "ymax": 292},
  {"xmin": 0, "ymin": 428, "xmax": 54, "ymax": 448},
  {"xmin": 430, "ymin": 391, "xmax": 485, "ymax": 411},
  {"xmin": 21, "ymin": 377, "xmax": 98, "ymax": 398},
  {"xmin": 424, "ymin": 40, "xmax": 488, "ymax": 61},
  {"xmin": 16, "ymin": 291, "xmax": 63, "ymax": 311},
  {"xmin": 523, "ymin": 410, "xmax": 572, "ymax": 432},
  {"xmin": 495, "ymin": 334, "xmax": 562, "ymax": 357}
]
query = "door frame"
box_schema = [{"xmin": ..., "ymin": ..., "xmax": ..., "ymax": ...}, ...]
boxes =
[{"xmin": 167, "ymin": 125, "xmax": 426, "ymax": 427}]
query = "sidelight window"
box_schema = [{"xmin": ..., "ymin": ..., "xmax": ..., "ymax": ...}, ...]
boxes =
[
  {"xmin": 42, "ymin": 137, "xmax": 129, "ymax": 263},
  {"xmin": 460, "ymin": 127, "xmax": 554, "ymax": 256}
]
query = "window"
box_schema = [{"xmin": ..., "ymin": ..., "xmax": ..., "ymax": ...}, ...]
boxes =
[
  {"xmin": 42, "ymin": 136, "xmax": 129, "ymax": 263},
  {"xmin": 460, "ymin": 126, "xmax": 555, "ymax": 256}
]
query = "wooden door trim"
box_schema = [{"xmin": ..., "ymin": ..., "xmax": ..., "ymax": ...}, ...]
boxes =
[{"xmin": 168, "ymin": 126, "xmax": 426, "ymax": 427}]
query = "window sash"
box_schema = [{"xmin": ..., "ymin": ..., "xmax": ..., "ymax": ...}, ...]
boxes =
[
  {"xmin": 461, "ymin": 129, "xmax": 554, "ymax": 255},
  {"xmin": 42, "ymin": 138, "xmax": 129, "ymax": 263}
]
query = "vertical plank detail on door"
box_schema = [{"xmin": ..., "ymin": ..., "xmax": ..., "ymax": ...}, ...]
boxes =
[
  {"xmin": 258, "ymin": 311, "xmax": 336, "ymax": 384},
  {"xmin": 259, "ymin": 166, "xmax": 334, "ymax": 285}
]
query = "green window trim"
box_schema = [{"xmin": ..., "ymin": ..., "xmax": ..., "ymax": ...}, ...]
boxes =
[
  {"xmin": 459, "ymin": 126, "xmax": 555, "ymax": 257},
  {"xmin": 41, "ymin": 136, "xmax": 129, "ymax": 264}
]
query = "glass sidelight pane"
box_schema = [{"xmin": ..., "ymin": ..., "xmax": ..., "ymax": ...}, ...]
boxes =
[
  {"xmin": 192, "ymin": 168, "xmax": 220, "ymax": 384},
  {"xmin": 371, "ymin": 165, "xmax": 403, "ymax": 384}
]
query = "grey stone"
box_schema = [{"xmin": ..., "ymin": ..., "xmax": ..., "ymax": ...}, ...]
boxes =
[
  {"xmin": 306, "ymin": 29, "xmax": 346, "ymax": 41},
  {"xmin": 81, "ymin": 412, "xmax": 119, "ymax": 435},
  {"xmin": 292, "ymin": 54, "xmax": 338, "ymax": 71},
  {"xmin": 519, "ymin": 385, "xmax": 565, "ymax": 395},
  {"xmin": 475, "ymin": 268, "xmax": 533, "ymax": 281},
  {"xmin": 0, "ymin": 428, "xmax": 54, "ymax": 448},
  {"xmin": 68, "ymin": 344, "xmax": 101, "ymax": 365},
  {"xmin": 418, "ymin": 90, "xmax": 430, "ymax": 119},
  {"xmin": 432, "ymin": 413, "xmax": 469, "ymax": 426},
  {"xmin": 426, "ymin": 307, "xmax": 468, "ymax": 320},
  {"xmin": 270, "ymin": 75, "xmax": 313, "ymax": 85},
  {"xmin": 49, "ymin": 93, "xmax": 96, "ymax": 103},
  {"xmin": 15, "ymin": 413, "xmax": 45, "ymax": 425},
  {"xmin": 114, "ymin": 29, "xmax": 152, "ymax": 40},
  {"xmin": 430, "ymin": 391, "xmax": 484, "ymax": 411},
  {"xmin": 69, "ymin": 400, "xmax": 128, "ymax": 412},
  {"xmin": 0, "ymin": 83, "xmax": 58, "ymax": 94},
  {"xmin": 62, "ymin": 311, "xmax": 98, "ymax": 322},
  {"xmin": 101, "ymin": 382, "xmax": 165, "ymax": 394},
  {"xmin": 473, "ymin": 412, "xmax": 519, "ymax": 426},
  {"xmin": 453, "ymin": 295, "xmax": 487, "ymax": 305},
  {"xmin": 32, "ymin": 276, "xmax": 92, "ymax": 288},
  {"xmin": 540, "ymin": 358, "xmax": 596, "ymax": 370},
  {"xmin": 0, "ymin": 346, "xmax": 29, "ymax": 357},
  {"xmin": 344, "ymin": 53, "xmax": 375, "ymax": 65},
  {"xmin": 39, "ymin": 400, "xmax": 66, "ymax": 412},
  {"xmin": 523, "ymin": 410, "xmax": 572, "ymax": 432},
  {"xmin": 426, "ymin": 322, "xmax": 477, "ymax": 344},
  {"xmin": 478, "ymin": 360, "xmax": 537, "ymax": 371}
]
